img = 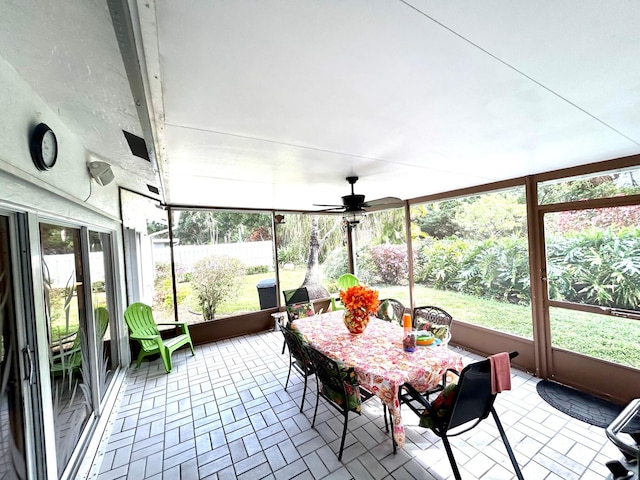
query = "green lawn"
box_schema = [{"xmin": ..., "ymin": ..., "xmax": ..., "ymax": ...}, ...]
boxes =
[{"xmin": 174, "ymin": 269, "xmax": 640, "ymax": 369}]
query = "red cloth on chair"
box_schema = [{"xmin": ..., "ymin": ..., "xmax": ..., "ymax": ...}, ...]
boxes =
[{"xmin": 489, "ymin": 352, "xmax": 511, "ymax": 394}]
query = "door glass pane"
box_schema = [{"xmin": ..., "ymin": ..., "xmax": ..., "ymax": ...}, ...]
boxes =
[
  {"xmin": 549, "ymin": 306, "xmax": 640, "ymax": 369},
  {"xmin": 0, "ymin": 215, "xmax": 27, "ymax": 479},
  {"xmin": 410, "ymin": 188, "xmax": 533, "ymax": 338},
  {"xmin": 545, "ymin": 205, "xmax": 640, "ymax": 368},
  {"xmin": 40, "ymin": 224, "xmax": 93, "ymax": 477},
  {"xmin": 88, "ymin": 231, "xmax": 116, "ymax": 400}
]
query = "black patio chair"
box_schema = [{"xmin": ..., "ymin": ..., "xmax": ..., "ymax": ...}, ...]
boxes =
[
  {"xmin": 413, "ymin": 305, "xmax": 453, "ymax": 345},
  {"xmin": 281, "ymin": 326, "xmax": 315, "ymax": 412},
  {"xmin": 283, "ymin": 286, "xmax": 310, "ymax": 306},
  {"xmin": 400, "ymin": 351, "xmax": 524, "ymax": 480},
  {"xmin": 304, "ymin": 344, "xmax": 378, "ymax": 460},
  {"xmin": 280, "ymin": 286, "xmax": 312, "ymax": 354},
  {"xmin": 376, "ymin": 298, "xmax": 405, "ymax": 326}
]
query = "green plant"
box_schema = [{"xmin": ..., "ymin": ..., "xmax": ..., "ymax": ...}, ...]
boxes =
[
  {"xmin": 246, "ymin": 265, "xmax": 270, "ymax": 275},
  {"xmin": 191, "ymin": 255, "xmax": 246, "ymax": 320},
  {"xmin": 369, "ymin": 244, "xmax": 408, "ymax": 285}
]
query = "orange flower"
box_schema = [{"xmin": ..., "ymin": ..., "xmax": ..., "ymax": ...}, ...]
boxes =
[{"xmin": 339, "ymin": 284, "xmax": 379, "ymax": 315}]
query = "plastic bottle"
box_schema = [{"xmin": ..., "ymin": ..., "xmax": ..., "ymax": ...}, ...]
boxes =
[{"xmin": 402, "ymin": 313, "xmax": 416, "ymax": 352}]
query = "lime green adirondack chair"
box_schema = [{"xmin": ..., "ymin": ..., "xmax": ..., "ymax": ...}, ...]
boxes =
[
  {"xmin": 330, "ymin": 273, "xmax": 360, "ymax": 311},
  {"xmin": 50, "ymin": 306, "xmax": 110, "ymax": 376},
  {"xmin": 124, "ymin": 302, "xmax": 195, "ymax": 373}
]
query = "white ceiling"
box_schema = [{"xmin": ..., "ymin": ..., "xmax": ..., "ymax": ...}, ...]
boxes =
[{"xmin": 3, "ymin": 1, "xmax": 640, "ymax": 212}]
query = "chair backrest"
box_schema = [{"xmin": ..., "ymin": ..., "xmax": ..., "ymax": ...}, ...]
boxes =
[
  {"xmin": 304, "ymin": 344, "xmax": 350, "ymax": 409},
  {"xmin": 413, "ymin": 305, "xmax": 453, "ymax": 330},
  {"xmin": 124, "ymin": 302, "xmax": 161, "ymax": 349},
  {"xmin": 94, "ymin": 306, "xmax": 110, "ymax": 341},
  {"xmin": 377, "ymin": 298, "xmax": 405, "ymax": 325},
  {"xmin": 336, "ymin": 273, "xmax": 359, "ymax": 290},
  {"xmin": 445, "ymin": 351, "xmax": 518, "ymax": 432},
  {"xmin": 283, "ymin": 287, "xmax": 310, "ymax": 306},
  {"xmin": 281, "ymin": 326, "xmax": 311, "ymax": 368}
]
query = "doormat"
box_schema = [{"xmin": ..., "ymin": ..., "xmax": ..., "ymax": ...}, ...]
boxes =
[{"xmin": 536, "ymin": 379, "xmax": 640, "ymax": 431}]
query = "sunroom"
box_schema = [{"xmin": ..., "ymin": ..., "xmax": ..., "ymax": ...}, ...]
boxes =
[{"xmin": 0, "ymin": 1, "xmax": 639, "ymax": 479}]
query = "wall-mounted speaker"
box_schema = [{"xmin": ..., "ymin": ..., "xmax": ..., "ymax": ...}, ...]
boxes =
[{"xmin": 87, "ymin": 161, "xmax": 115, "ymax": 186}]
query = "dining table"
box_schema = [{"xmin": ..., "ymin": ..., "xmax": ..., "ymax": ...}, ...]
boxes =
[{"xmin": 292, "ymin": 310, "xmax": 464, "ymax": 448}]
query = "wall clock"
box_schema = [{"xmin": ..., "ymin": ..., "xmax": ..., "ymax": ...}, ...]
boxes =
[{"xmin": 30, "ymin": 123, "xmax": 58, "ymax": 171}]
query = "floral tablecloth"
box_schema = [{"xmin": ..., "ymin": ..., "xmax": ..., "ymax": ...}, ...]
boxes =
[{"xmin": 293, "ymin": 311, "xmax": 463, "ymax": 448}]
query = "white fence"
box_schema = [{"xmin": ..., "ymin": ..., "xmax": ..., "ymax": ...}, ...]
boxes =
[
  {"xmin": 42, "ymin": 241, "xmax": 274, "ymax": 288},
  {"xmin": 43, "ymin": 253, "xmax": 105, "ymax": 288},
  {"xmin": 153, "ymin": 241, "xmax": 274, "ymax": 270}
]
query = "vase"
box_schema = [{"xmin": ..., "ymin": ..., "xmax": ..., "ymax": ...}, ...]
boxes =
[{"xmin": 343, "ymin": 310, "xmax": 370, "ymax": 335}]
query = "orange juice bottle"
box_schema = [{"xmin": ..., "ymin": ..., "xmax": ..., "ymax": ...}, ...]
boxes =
[{"xmin": 402, "ymin": 313, "xmax": 412, "ymax": 335}]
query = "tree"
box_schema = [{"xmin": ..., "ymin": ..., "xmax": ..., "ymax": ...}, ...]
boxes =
[
  {"xmin": 412, "ymin": 200, "xmax": 464, "ymax": 239},
  {"xmin": 301, "ymin": 215, "xmax": 342, "ymax": 299},
  {"xmin": 172, "ymin": 211, "xmax": 272, "ymax": 245}
]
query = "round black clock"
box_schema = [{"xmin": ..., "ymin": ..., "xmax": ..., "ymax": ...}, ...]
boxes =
[{"xmin": 30, "ymin": 123, "xmax": 58, "ymax": 171}]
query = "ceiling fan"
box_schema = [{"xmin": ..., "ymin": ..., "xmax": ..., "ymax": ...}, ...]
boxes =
[{"xmin": 313, "ymin": 176, "xmax": 404, "ymax": 223}]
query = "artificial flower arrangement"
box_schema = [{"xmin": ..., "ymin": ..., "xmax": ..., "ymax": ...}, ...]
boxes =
[
  {"xmin": 339, "ymin": 284, "xmax": 380, "ymax": 334},
  {"xmin": 339, "ymin": 284, "xmax": 380, "ymax": 316}
]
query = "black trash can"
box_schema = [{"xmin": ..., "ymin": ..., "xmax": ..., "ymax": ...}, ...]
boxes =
[{"xmin": 256, "ymin": 278, "xmax": 277, "ymax": 309}]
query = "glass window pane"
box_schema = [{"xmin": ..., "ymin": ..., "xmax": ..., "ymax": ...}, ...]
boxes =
[
  {"xmin": 88, "ymin": 231, "xmax": 116, "ymax": 400},
  {"xmin": 410, "ymin": 188, "xmax": 532, "ymax": 338},
  {"xmin": 538, "ymin": 166, "xmax": 640, "ymax": 204},
  {"xmin": 0, "ymin": 215, "xmax": 27, "ymax": 477},
  {"xmin": 544, "ymin": 206, "xmax": 640, "ymax": 310},
  {"xmin": 41, "ymin": 223, "xmax": 93, "ymax": 478}
]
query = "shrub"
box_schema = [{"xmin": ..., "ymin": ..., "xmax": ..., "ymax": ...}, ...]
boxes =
[
  {"xmin": 190, "ymin": 255, "xmax": 246, "ymax": 320},
  {"xmin": 369, "ymin": 244, "xmax": 408, "ymax": 285},
  {"xmin": 414, "ymin": 239, "xmax": 469, "ymax": 290},
  {"xmin": 246, "ymin": 265, "xmax": 270, "ymax": 275}
]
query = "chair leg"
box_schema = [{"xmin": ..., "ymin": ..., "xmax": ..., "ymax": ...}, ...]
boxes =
[
  {"xmin": 160, "ymin": 348, "xmax": 172, "ymax": 373},
  {"xmin": 338, "ymin": 410, "xmax": 349, "ymax": 461},
  {"xmin": 300, "ymin": 372, "xmax": 308, "ymax": 412},
  {"xmin": 311, "ymin": 380, "xmax": 320, "ymax": 428},
  {"xmin": 491, "ymin": 408, "xmax": 525, "ymax": 480},
  {"xmin": 383, "ymin": 404, "xmax": 389, "ymax": 432},
  {"xmin": 441, "ymin": 435, "xmax": 462, "ymax": 480},
  {"xmin": 135, "ymin": 350, "xmax": 146, "ymax": 368},
  {"xmin": 284, "ymin": 356, "xmax": 293, "ymax": 391}
]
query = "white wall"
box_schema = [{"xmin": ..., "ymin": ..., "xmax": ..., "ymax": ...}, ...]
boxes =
[{"xmin": 0, "ymin": 54, "xmax": 120, "ymax": 218}]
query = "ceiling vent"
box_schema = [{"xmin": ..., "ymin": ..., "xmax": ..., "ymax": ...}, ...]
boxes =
[{"xmin": 122, "ymin": 130, "xmax": 150, "ymax": 161}]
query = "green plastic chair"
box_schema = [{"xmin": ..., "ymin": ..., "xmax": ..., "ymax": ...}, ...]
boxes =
[
  {"xmin": 124, "ymin": 302, "xmax": 195, "ymax": 373},
  {"xmin": 330, "ymin": 273, "xmax": 360, "ymax": 311},
  {"xmin": 50, "ymin": 306, "xmax": 110, "ymax": 375}
]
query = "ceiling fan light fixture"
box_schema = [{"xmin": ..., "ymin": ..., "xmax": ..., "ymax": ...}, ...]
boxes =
[{"xmin": 343, "ymin": 210, "xmax": 365, "ymax": 227}]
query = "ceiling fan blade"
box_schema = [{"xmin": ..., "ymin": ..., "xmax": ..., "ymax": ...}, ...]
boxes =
[
  {"xmin": 307, "ymin": 206, "xmax": 345, "ymax": 213},
  {"xmin": 313, "ymin": 203, "xmax": 343, "ymax": 208},
  {"xmin": 362, "ymin": 197, "xmax": 404, "ymax": 212}
]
